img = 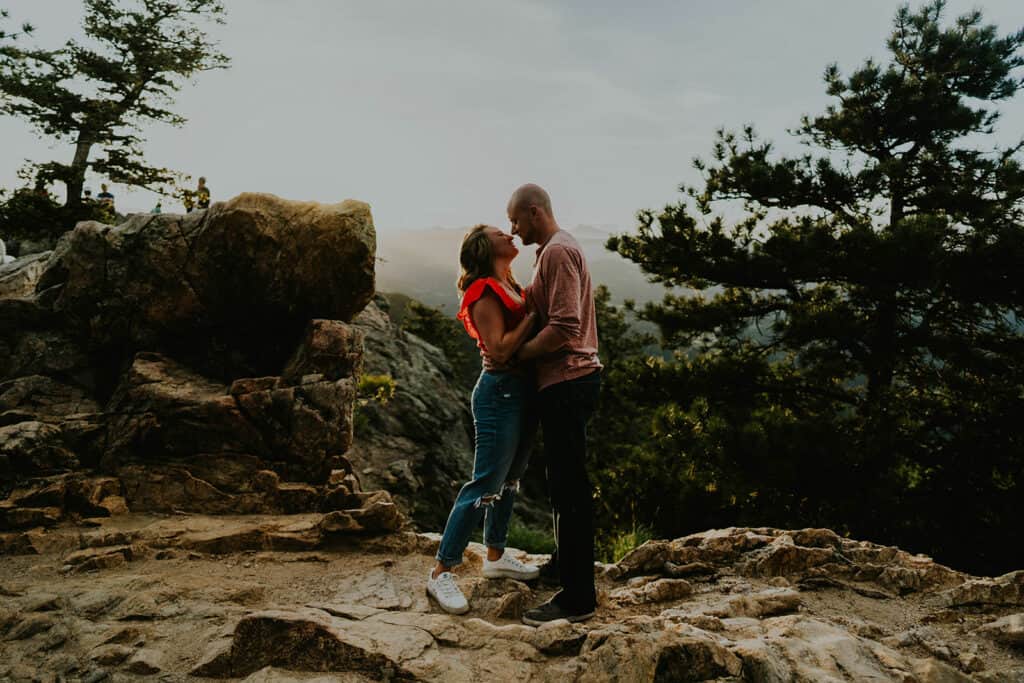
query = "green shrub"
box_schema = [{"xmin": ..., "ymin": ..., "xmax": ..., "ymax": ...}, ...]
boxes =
[
  {"xmin": 0, "ymin": 187, "xmax": 117, "ymax": 251},
  {"xmin": 354, "ymin": 374, "xmax": 396, "ymax": 435},
  {"xmin": 596, "ymin": 524, "xmax": 654, "ymax": 564},
  {"xmin": 470, "ymin": 519, "xmax": 556, "ymax": 555},
  {"xmin": 357, "ymin": 374, "xmax": 396, "ymax": 405},
  {"xmin": 505, "ymin": 519, "xmax": 556, "ymax": 555}
]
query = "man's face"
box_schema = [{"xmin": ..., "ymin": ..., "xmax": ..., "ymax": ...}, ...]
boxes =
[{"xmin": 508, "ymin": 201, "xmax": 538, "ymax": 245}]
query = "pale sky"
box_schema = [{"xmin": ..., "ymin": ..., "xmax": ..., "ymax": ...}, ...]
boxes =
[{"xmin": 2, "ymin": 1, "xmax": 1023, "ymax": 232}]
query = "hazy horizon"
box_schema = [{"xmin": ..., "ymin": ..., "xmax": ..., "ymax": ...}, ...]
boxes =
[{"xmin": 2, "ymin": 1, "xmax": 1023, "ymax": 234}]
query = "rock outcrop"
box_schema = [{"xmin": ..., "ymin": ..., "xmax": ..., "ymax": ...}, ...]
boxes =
[
  {"xmin": 347, "ymin": 296, "xmax": 476, "ymax": 529},
  {"xmin": 1, "ymin": 193, "xmax": 376, "ymax": 521},
  {"xmin": 2, "ymin": 520, "xmax": 1022, "ymax": 681},
  {"xmin": 33, "ymin": 192, "xmax": 374, "ymax": 378}
]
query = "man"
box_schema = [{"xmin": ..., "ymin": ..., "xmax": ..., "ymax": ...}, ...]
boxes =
[
  {"xmin": 97, "ymin": 183, "xmax": 115, "ymax": 209},
  {"xmin": 506, "ymin": 183, "xmax": 603, "ymax": 625}
]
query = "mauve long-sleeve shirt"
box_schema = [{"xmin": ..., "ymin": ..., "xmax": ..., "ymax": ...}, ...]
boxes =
[{"xmin": 527, "ymin": 230, "xmax": 603, "ymax": 391}]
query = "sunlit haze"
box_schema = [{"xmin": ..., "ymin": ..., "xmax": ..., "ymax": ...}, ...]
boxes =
[{"xmin": 2, "ymin": 0, "xmax": 1023, "ymax": 233}]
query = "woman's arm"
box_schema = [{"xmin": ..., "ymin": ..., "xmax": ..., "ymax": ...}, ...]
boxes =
[{"xmin": 470, "ymin": 294, "xmax": 537, "ymax": 366}]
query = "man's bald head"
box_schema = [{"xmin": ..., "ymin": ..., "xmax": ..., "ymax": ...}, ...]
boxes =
[
  {"xmin": 508, "ymin": 183, "xmax": 553, "ymax": 217},
  {"xmin": 507, "ymin": 183, "xmax": 558, "ymax": 246}
]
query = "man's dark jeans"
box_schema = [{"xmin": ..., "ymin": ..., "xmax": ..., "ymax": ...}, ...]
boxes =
[{"xmin": 538, "ymin": 369, "xmax": 601, "ymax": 611}]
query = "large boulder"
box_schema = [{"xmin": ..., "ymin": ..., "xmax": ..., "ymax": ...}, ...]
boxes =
[{"xmin": 35, "ymin": 193, "xmax": 375, "ymax": 378}]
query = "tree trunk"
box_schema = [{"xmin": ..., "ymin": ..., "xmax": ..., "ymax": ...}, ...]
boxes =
[
  {"xmin": 863, "ymin": 190, "xmax": 905, "ymax": 459},
  {"xmin": 63, "ymin": 137, "xmax": 93, "ymax": 211},
  {"xmin": 866, "ymin": 294, "xmax": 897, "ymax": 407}
]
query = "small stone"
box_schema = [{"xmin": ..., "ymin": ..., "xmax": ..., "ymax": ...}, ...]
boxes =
[
  {"xmin": 958, "ymin": 652, "xmax": 986, "ymax": 673},
  {"xmin": 81, "ymin": 669, "xmax": 111, "ymax": 683},
  {"xmin": 251, "ymin": 470, "xmax": 280, "ymax": 493},
  {"xmin": 97, "ymin": 496, "xmax": 129, "ymax": 515},
  {"xmin": 0, "ymin": 505, "xmax": 62, "ymax": 530},
  {"xmin": 7, "ymin": 612, "xmax": 56, "ymax": 639},
  {"xmin": 125, "ymin": 648, "xmax": 163, "ymax": 675},
  {"xmin": 90, "ymin": 644, "xmax": 134, "ymax": 665},
  {"xmin": 978, "ymin": 613, "xmax": 1024, "ymax": 646},
  {"xmin": 910, "ymin": 657, "xmax": 974, "ymax": 683},
  {"xmin": 319, "ymin": 510, "xmax": 360, "ymax": 533},
  {"xmin": 37, "ymin": 623, "xmax": 69, "ymax": 650},
  {"xmin": 47, "ymin": 652, "xmax": 81, "ymax": 674},
  {"xmin": 659, "ymin": 610, "xmax": 725, "ymax": 632},
  {"xmin": 99, "ymin": 626, "xmax": 144, "ymax": 645},
  {"xmin": 610, "ymin": 578, "xmax": 692, "ymax": 605},
  {"xmin": 720, "ymin": 588, "xmax": 801, "ymax": 618},
  {"xmin": 24, "ymin": 594, "xmax": 62, "ymax": 612},
  {"xmin": 530, "ymin": 619, "xmax": 588, "ymax": 655}
]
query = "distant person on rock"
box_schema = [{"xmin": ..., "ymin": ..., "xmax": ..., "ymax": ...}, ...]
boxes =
[
  {"xmin": 425, "ymin": 224, "xmax": 541, "ymax": 615},
  {"xmin": 151, "ymin": 202, "xmax": 162, "ymax": 214},
  {"xmin": 196, "ymin": 176, "xmax": 211, "ymax": 210},
  {"xmin": 97, "ymin": 183, "xmax": 115, "ymax": 209},
  {"xmin": 500, "ymin": 183, "xmax": 603, "ymax": 627},
  {"xmin": 182, "ymin": 189, "xmax": 195, "ymax": 213}
]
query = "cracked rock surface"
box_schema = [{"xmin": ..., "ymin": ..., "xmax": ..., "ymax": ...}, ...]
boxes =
[{"xmin": 2, "ymin": 522, "xmax": 1022, "ymax": 681}]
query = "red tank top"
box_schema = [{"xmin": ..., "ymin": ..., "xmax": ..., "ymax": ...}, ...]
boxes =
[{"xmin": 456, "ymin": 278, "xmax": 527, "ymax": 354}]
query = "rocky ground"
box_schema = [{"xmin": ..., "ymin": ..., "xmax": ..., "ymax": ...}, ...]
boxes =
[{"xmin": 2, "ymin": 520, "xmax": 1023, "ymax": 682}]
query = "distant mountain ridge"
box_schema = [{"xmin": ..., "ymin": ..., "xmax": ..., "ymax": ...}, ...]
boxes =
[{"xmin": 376, "ymin": 224, "xmax": 673, "ymax": 312}]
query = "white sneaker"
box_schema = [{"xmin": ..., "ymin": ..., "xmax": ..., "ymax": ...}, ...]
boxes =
[
  {"xmin": 426, "ymin": 570, "xmax": 469, "ymax": 614},
  {"xmin": 483, "ymin": 554, "xmax": 541, "ymax": 580}
]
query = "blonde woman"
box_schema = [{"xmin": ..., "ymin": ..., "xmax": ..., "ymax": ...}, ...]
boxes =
[{"xmin": 426, "ymin": 224, "xmax": 540, "ymax": 614}]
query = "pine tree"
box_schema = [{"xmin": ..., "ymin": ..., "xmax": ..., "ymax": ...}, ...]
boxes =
[
  {"xmin": 607, "ymin": 1, "xmax": 1024, "ymax": 572},
  {"xmin": 0, "ymin": 1, "xmax": 229, "ymax": 209}
]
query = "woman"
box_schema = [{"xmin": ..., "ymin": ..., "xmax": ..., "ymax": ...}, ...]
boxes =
[{"xmin": 426, "ymin": 224, "xmax": 540, "ymax": 614}]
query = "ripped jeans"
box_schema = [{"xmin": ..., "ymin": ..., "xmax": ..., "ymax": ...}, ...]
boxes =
[{"xmin": 435, "ymin": 370, "xmax": 534, "ymax": 568}]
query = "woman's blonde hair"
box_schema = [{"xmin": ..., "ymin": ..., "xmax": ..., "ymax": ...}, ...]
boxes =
[{"xmin": 457, "ymin": 224, "xmax": 518, "ymax": 295}]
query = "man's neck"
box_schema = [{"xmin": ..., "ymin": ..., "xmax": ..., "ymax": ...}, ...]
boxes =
[{"xmin": 536, "ymin": 222, "xmax": 561, "ymax": 248}]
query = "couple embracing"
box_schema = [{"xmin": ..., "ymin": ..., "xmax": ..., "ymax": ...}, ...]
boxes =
[{"xmin": 426, "ymin": 184, "xmax": 603, "ymax": 626}]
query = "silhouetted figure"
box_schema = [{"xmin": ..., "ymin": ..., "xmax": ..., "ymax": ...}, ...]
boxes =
[
  {"xmin": 151, "ymin": 202, "xmax": 162, "ymax": 214},
  {"xmin": 196, "ymin": 177, "xmax": 211, "ymax": 210},
  {"xmin": 97, "ymin": 183, "xmax": 115, "ymax": 209}
]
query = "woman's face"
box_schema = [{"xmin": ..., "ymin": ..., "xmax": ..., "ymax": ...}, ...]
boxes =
[{"xmin": 486, "ymin": 226, "xmax": 519, "ymax": 261}]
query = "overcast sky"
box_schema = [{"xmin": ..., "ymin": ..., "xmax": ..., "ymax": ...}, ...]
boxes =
[{"xmin": 2, "ymin": 1, "xmax": 1023, "ymax": 233}]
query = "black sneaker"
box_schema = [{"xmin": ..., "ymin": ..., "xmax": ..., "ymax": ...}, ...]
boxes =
[{"xmin": 522, "ymin": 596, "xmax": 595, "ymax": 626}]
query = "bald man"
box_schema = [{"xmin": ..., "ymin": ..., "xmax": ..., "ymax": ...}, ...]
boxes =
[{"xmin": 505, "ymin": 183, "xmax": 603, "ymax": 626}]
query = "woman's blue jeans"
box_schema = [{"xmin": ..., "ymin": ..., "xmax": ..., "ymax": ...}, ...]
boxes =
[{"xmin": 436, "ymin": 370, "xmax": 533, "ymax": 567}]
